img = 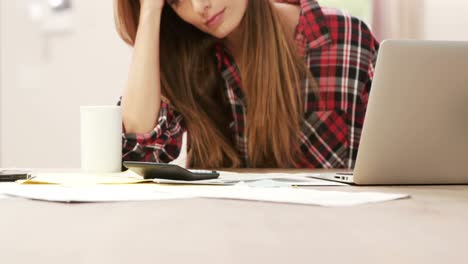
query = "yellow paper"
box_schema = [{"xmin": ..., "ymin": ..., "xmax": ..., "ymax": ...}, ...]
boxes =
[{"xmin": 20, "ymin": 170, "xmax": 151, "ymax": 186}]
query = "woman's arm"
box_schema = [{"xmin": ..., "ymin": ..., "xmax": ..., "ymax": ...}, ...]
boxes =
[
  {"xmin": 121, "ymin": 2, "xmax": 165, "ymax": 134},
  {"xmin": 118, "ymin": 1, "xmax": 186, "ymax": 164}
]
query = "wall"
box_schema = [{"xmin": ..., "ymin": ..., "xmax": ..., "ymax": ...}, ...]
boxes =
[
  {"xmin": 1, "ymin": 0, "xmax": 468, "ymax": 168},
  {"xmin": 372, "ymin": 0, "xmax": 468, "ymax": 41},
  {"xmin": 0, "ymin": 0, "xmax": 131, "ymax": 168},
  {"xmin": 423, "ymin": 0, "xmax": 468, "ymax": 40},
  {"xmin": 0, "ymin": 1, "xmax": 2, "ymax": 167},
  {"xmin": 319, "ymin": 0, "xmax": 372, "ymax": 24}
]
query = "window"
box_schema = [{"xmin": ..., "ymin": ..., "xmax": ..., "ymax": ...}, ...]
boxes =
[{"xmin": 319, "ymin": 0, "xmax": 372, "ymax": 24}]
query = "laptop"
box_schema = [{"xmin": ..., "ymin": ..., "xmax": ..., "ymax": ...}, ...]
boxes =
[{"xmin": 315, "ymin": 40, "xmax": 468, "ymax": 185}]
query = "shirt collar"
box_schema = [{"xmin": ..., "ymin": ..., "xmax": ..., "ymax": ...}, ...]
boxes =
[
  {"xmin": 295, "ymin": 0, "xmax": 332, "ymax": 50},
  {"xmin": 214, "ymin": 0, "xmax": 332, "ymax": 68}
]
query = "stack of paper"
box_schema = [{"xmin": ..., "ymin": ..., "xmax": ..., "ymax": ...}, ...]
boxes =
[
  {"xmin": 0, "ymin": 170, "xmax": 411, "ymax": 206},
  {"xmin": 1, "ymin": 184, "xmax": 192, "ymax": 203},
  {"xmin": 0, "ymin": 182, "xmax": 409, "ymax": 207},
  {"xmin": 20, "ymin": 171, "xmax": 150, "ymax": 185},
  {"xmin": 0, "ymin": 183, "xmax": 17, "ymax": 200},
  {"xmin": 150, "ymin": 184, "xmax": 409, "ymax": 207}
]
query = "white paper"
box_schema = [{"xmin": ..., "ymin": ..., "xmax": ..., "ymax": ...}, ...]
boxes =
[
  {"xmin": 0, "ymin": 183, "xmax": 17, "ymax": 199},
  {"xmin": 1, "ymin": 184, "xmax": 193, "ymax": 203},
  {"xmin": 1, "ymin": 182, "xmax": 409, "ymax": 207},
  {"xmin": 23, "ymin": 171, "xmax": 150, "ymax": 186},
  {"xmin": 150, "ymin": 185, "xmax": 410, "ymax": 207}
]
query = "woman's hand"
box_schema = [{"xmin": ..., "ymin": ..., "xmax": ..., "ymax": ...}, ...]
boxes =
[{"xmin": 139, "ymin": 0, "xmax": 165, "ymax": 11}]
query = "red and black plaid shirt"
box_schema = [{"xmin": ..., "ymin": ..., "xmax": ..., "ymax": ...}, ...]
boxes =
[{"xmin": 121, "ymin": 0, "xmax": 379, "ymax": 169}]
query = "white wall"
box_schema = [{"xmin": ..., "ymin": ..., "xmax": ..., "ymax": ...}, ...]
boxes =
[
  {"xmin": 423, "ymin": 0, "xmax": 468, "ymax": 41},
  {"xmin": 1, "ymin": 0, "xmax": 468, "ymax": 169},
  {"xmin": 0, "ymin": 0, "xmax": 131, "ymax": 168}
]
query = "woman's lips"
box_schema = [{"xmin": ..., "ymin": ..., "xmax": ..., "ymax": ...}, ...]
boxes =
[{"xmin": 205, "ymin": 8, "xmax": 226, "ymax": 28}]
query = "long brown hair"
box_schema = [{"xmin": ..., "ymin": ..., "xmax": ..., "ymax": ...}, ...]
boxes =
[{"xmin": 114, "ymin": 0, "xmax": 317, "ymax": 168}]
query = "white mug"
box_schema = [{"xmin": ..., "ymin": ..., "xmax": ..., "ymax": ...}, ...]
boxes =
[{"xmin": 80, "ymin": 106, "xmax": 122, "ymax": 173}]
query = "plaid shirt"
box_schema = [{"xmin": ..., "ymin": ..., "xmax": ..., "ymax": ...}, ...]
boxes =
[{"xmin": 121, "ymin": 0, "xmax": 379, "ymax": 169}]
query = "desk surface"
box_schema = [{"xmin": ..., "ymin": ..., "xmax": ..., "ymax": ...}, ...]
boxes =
[{"xmin": 1, "ymin": 169, "xmax": 467, "ymax": 263}]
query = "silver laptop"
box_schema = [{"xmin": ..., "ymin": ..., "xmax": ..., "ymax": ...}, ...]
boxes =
[{"xmin": 315, "ymin": 40, "xmax": 468, "ymax": 185}]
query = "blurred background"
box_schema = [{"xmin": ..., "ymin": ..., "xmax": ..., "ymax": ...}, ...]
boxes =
[{"xmin": 0, "ymin": 0, "xmax": 467, "ymax": 168}]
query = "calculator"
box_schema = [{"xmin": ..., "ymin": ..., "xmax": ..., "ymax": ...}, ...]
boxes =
[
  {"xmin": 123, "ymin": 162, "xmax": 220, "ymax": 181},
  {"xmin": 0, "ymin": 170, "xmax": 32, "ymax": 182}
]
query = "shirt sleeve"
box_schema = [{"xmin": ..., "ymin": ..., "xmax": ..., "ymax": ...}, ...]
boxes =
[{"xmin": 117, "ymin": 98, "xmax": 186, "ymax": 164}]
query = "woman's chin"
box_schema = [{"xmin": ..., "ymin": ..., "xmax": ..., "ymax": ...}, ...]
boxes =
[
  {"xmin": 213, "ymin": 32, "xmax": 230, "ymax": 39},
  {"xmin": 205, "ymin": 27, "xmax": 232, "ymax": 39}
]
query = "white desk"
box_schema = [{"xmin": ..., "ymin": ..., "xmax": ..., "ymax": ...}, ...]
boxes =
[{"xmin": 0, "ymin": 169, "xmax": 467, "ymax": 263}]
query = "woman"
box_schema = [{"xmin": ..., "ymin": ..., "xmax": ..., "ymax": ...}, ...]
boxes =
[{"xmin": 115, "ymin": 0, "xmax": 379, "ymax": 169}]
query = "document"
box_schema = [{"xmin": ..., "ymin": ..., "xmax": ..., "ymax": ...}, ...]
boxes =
[
  {"xmin": 1, "ymin": 183, "xmax": 409, "ymax": 207},
  {"xmin": 1, "ymin": 184, "xmax": 193, "ymax": 203},
  {"xmin": 149, "ymin": 184, "xmax": 410, "ymax": 207},
  {"xmin": 2, "ymin": 170, "xmax": 409, "ymax": 206},
  {"xmin": 0, "ymin": 183, "xmax": 17, "ymax": 199},
  {"xmin": 20, "ymin": 171, "xmax": 150, "ymax": 186}
]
